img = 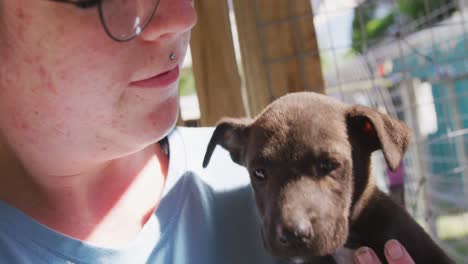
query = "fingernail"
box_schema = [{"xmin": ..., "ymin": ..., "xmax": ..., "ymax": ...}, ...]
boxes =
[
  {"xmin": 356, "ymin": 247, "xmax": 374, "ymax": 264},
  {"xmin": 386, "ymin": 240, "xmax": 404, "ymax": 260}
]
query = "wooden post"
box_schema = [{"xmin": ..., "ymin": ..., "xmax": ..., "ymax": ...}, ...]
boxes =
[
  {"xmin": 233, "ymin": 0, "xmax": 325, "ymax": 116},
  {"xmin": 190, "ymin": 0, "xmax": 245, "ymax": 126}
]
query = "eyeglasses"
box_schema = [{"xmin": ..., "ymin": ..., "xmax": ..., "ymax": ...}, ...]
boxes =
[{"xmin": 48, "ymin": 0, "xmax": 161, "ymax": 42}]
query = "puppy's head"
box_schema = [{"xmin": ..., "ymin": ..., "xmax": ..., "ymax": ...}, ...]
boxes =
[{"xmin": 203, "ymin": 92, "xmax": 410, "ymax": 260}]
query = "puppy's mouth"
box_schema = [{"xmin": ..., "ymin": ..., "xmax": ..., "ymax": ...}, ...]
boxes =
[
  {"xmin": 261, "ymin": 219, "xmax": 349, "ymax": 259},
  {"xmin": 289, "ymin": 257, "xmax": 309, "ymax": 264}
]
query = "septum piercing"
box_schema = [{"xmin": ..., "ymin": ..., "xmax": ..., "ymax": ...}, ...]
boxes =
[{"xmin": 169, "ymin": 52, "xmax": 176, "ymax": 60}]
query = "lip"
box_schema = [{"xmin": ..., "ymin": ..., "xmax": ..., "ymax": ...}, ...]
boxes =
[{"xmin": 130, "ymin": 66, "xmax": 180, "ymax": 89}]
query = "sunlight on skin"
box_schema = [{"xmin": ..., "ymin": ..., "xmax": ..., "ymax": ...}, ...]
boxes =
[{"xmin": 85, "ymin": 145, "xmax": 169, "ymax": 247}]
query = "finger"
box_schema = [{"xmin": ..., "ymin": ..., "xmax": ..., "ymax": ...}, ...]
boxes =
[
  {"xmin": 354, "ymin": 246, "xmax": 382, "ymax": 264},
  {"xmin": 384, "ymin": 240, "xmax": 415, "ymax": 264}
]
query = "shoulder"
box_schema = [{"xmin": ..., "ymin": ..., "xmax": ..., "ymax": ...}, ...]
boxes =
[
  {"xmin": 172, "ymin": 126, "xmax": 251, "ymax": 191},
  {"xmin": 168, "ymin": 127, "xmax": 281, "ymax": 263}
]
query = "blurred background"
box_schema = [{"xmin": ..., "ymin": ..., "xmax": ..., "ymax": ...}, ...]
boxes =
[{"xmin": 178, "ymin": 0, "xmax": 468, "ymax": 261}]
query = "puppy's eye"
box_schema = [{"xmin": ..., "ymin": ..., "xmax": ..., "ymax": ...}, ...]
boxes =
[
  {"xmin": 253, "ymin": 168, "xmax": 267, "ymax": 181},
  {"xmin": 318, "ymin": 160, "xmax": 338, "ymax": 175}
]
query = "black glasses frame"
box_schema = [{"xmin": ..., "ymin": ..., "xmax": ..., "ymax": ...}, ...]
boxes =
[{"xmin": 47, "ymin": 0, "xmax": 160, "ymax": 42}]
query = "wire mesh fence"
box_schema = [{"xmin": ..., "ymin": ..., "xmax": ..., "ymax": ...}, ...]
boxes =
[
  {"xmin": 314, "ymin": 0, "xmax": 468, "ymax": 261},
  {"xmin": 181, "ymin": 0, "xmax": 468, "ymax": 261}
]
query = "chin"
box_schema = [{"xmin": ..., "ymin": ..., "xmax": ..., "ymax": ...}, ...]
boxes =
[
  {"xmin": 147, "ymin": 94, "xmax": 180, "ymax": 139},
  {"xmin": 116, "ymin": 94, "xmax": 180, "ymax": 151}
]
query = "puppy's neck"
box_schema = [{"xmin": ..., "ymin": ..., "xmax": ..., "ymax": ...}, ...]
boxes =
[
  {"xmin": 346, "ymin": 166, "xmax": 454, "ymax": 263},
  {"xmin": 347, "ymin": 154, "xmax": 377, "ymax": 250},
  {"xmin": 350, "ymin": 168, "xmax": 376, "ymax": 223},
  {"xmin": 349, "ymin": 148, "xmax": 376, "ymax": 222}
]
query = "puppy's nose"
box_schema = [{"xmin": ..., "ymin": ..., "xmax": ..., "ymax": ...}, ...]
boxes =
[
  {"xmin": 276, "ymin": 221, "xmax": 313, "ymax": 247},
  {"xmin": 295, "ymin": 221, "xmax": 313, "ymax": 239}
]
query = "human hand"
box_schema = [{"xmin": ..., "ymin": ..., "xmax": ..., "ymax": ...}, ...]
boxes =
[{"xmin": 354, "ymin": 240, "xmax": 415, "ymax": 264}]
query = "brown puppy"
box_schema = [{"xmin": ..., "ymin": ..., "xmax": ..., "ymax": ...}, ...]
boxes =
[{"xmin": 203, "ymin": 92, "xmax": 453, "ymax": 264}]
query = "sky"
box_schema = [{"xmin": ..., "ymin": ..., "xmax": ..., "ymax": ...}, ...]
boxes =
[{"xmin": 313, "ymin": 0, "xmax": 360, "ymax": 54}]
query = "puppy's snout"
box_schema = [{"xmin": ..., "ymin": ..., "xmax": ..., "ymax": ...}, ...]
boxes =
[
  {"xmin": 276, "ymin": 221, "xmax": 313, "ymax": 247},
  {"xmin": 295, "ymin": 221, "xmax": 313, "ymax": 239}
]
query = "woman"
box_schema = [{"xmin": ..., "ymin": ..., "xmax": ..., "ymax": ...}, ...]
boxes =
[{"xmin": 0, "ymin": 0, "xmax": 415, "ymax": 263}]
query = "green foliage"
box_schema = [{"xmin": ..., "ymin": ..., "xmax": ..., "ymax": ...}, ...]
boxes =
[
  {"xmin": 178, "ymin": 68, "xmax": 196, "ymax": 97},
  {"xmin": 351, "ymin": 0, "xmax": 457, "ymax": 54},
  {"xmin": 352, "ymin": 11, "xmax": 394, "ymax": 53},
  {"xmin": 367, "ymin": 13, "xmax": 394, "ymax": 38},
  {"xmin": 397, "ymin": 0, "xmax": 451, "ymax": 20},
  {"xmin": 397, "ymin": 0, "xmax": 425, "ymax": 19}
]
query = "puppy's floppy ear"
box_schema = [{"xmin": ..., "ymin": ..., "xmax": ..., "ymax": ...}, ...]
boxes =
[
  {"xmin": 202, "ymin": 117, "xmax": 252, "ymax": 168},
  {"xmin": 346, "ymin": 105, "xmax": 411, "ymax": 171}
]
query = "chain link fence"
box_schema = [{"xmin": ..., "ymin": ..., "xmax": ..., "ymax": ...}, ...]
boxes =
[{"xmin": 317, "ymin": 0, "xmax": 468, "ymax": 261}]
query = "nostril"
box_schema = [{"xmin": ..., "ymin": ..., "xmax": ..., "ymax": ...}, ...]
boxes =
[
  {"xmin": 276, "ymin": 225, "xmax": 291, "ymax": 246},
  {"xmin": 278, "ymin": 233, "xmax": 289, "ymax": 245},
  {"xmin": 276, "ymin": 221, "xmax": 313, "ymax": 247}
]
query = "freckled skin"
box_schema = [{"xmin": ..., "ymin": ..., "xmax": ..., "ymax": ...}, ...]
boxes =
[
  {"xmin": 0, "ymin": 1, "xmax": 196, "ymax": 176},
  {"xmin": 0, "ymin": 0, "xmax": 197, "ymax": 247},
  {"xmin": 38, "ymin": 65, "xmax": 57, "ymax": 94}
]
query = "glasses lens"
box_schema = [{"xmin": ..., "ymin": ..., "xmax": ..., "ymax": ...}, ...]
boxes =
[{"xmin": 99, "ymin": 0, "xmax": 160, "ymax": 41}]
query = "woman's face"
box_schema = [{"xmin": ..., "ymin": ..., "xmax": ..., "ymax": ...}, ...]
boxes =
[{"xmin": 0, "ymin": 0, "xmax": 196, "ymax": 173}]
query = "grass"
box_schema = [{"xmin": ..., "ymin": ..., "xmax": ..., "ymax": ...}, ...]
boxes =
[
  {"xmin": 443, "ymin": 238, "xmax": 468, "ymax": 259},
  {"xmin": 437, "ymin": 212, "xmax": 468, "ymax": 240},
  {"xmin": 415, "ymin": 212, "xmax": 468, "ymax": 260},
  {"xmin": 437, "ymin": 212, "xmax": 468, "ymax": 260}
]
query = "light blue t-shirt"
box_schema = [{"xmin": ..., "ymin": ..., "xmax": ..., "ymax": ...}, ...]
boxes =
[{"xmin": 0, "ymin": 127, "xmax": 281, "ymax": 264}]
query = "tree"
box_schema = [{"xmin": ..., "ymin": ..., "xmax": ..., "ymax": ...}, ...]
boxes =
[
  {"xmin": 351, "ymin": 1, "xmax": 395, "ymax": 53},
  {"xmin": 398, "ymin": 0, "xmax": 456, "ymax": 20},
  {"xmin": 351, "ymin": 0, "xmax": 457, "ymax": 54}
]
